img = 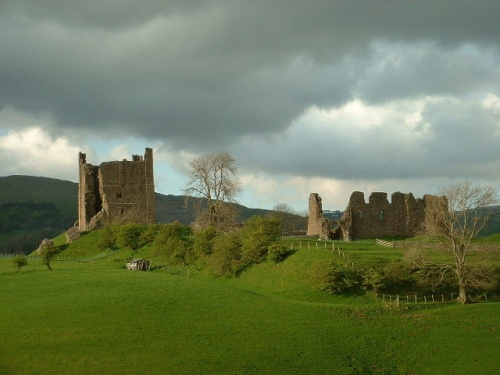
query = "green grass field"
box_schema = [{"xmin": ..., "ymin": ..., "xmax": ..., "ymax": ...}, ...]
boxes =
[{"xmin": 1, "ymin": 236, "xmax": 499, "ymax": 374}]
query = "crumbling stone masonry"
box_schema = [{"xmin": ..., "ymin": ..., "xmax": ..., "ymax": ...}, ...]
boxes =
[
  {"xmin": 306, "ymin": 193, "xmax": 334, "ymax": 239},
  {"xmin": 78, "ymin": 148, "xmax": 156, "ymax": 232},
  {"xmin": 308, "ymin": 191, "xmax": 445, "ymax": 241},
  {"xmin": 307, "ymin": 193, "xmax": 323, "ymax": 236}
]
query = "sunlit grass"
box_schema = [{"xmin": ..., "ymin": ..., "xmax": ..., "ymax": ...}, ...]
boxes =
[{"xmin": 1, "ymin": 235, "xmax": 499, "ymax": 375}]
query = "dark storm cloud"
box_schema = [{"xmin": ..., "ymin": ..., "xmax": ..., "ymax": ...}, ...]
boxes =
[
  {"xmin": 354, "ymin": 42, "xmax": 500, "ymax": 104},
  {"xmin": 1, "ymin": 0, "xmax": 499, "ymax": 182}
]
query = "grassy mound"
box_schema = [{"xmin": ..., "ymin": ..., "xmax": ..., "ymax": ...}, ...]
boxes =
[{"xmin": 1, "ymin": 233, "xmax": 500, "ymax": 374}]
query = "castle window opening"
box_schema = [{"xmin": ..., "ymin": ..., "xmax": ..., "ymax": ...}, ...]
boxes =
[
  {"xmin": 359, "ymin": 210, "xmax": 364, "ymax": 218},
  {"xmin": 379, "ymin": 210, "xmax": 384, "ymax": 220},
  {"xmin": 116, "ymin": 192, "xmax": 122, "ymax": 198}
]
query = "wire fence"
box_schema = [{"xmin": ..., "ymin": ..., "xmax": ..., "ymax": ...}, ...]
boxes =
[
  {"xmin": 377, "ymin": 292, "xmax": 499, "ymax": 306},
  {"xmin": 283, "ymin": 240, "xmax": 499, "ymax": 305},
  {"xmin": 285, "ymin": 240, "xmax": 359, "ymax": 270}
]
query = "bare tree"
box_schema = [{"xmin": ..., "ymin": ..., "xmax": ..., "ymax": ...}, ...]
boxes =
[
  {"xmin": 183, "ymin": 152, "xmax": 242, "ymax": 230},
  {"xmin": 426, "ymin": 180, "xmax": 498, "ymax": 304},
  {"xmin": 269, "ymin": 203, "xmax": 307, "ymax": 235}
]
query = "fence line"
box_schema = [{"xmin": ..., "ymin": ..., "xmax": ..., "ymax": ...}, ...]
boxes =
[
  {"xmin": 378, "ymin": 292, "xmax": 499, "ymax": 306},
  {"xmin": 287, "ymin": 240, "xmax": 359, "ymax": 271},
  {"xmin": 284, "ymin": 241, "xmax": 499, "ymax": 304}
]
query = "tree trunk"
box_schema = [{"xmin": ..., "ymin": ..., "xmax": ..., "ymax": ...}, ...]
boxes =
[
  {"xmin": 456, "ymin": 263, "xmax": 469, "ymax": 304},
  {"xmin": 457, "ymin": 283, "xmax": 469, "ymax": 304}
]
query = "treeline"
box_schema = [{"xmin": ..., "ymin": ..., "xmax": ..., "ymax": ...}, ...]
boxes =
[
  {"xmin": 0, "ymin": 201, "xmax": 74, "ymax": 232},
  {"xmin": 98, "ymin": 216, "xmax": 288, "ymax": 277},
  {"xmin": 0, "ymin": 201, "xmax": 75, "ymax": 254}
]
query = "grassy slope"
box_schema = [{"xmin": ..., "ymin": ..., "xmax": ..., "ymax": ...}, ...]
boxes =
[{"xmin": 1, "ymin": 235, "xmax": 499, "ymax": 374}]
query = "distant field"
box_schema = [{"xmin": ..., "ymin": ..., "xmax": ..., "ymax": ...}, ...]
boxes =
[{"xmin": 1, "ymin": 237, "xmax": 499, "ymax": 375}]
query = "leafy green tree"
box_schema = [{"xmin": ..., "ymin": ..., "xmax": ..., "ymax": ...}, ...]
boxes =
[
  {"xmin": 12, "ymin": 255, "xmax": 28, "ymax": 273},
  {"xmin": 152, "ymin": 223, "xmax": 194, "ymax": 265},
  {"xmin": 240, "ymin": 216, "xmax": 281, "ymax": 264},
  {"xmin": 37, "ymin": 239, "xmax": 58, "ymax": 271},
  {"xmin": 193, "ymin": 226, "xmax": 218, "ymax": 255},
  {"xmin": 209, "ymin": 231, "xmax": 242, "ymax": 277},
  {"xmin": 117, "ymin": 223, "xmax": 146, "ymax": 250}
]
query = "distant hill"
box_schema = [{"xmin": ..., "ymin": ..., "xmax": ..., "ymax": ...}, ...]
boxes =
[
  {"xmin": 482, "ymin": 205, "xmax": 500, "ymax": 237},
  {"xmin": 0, "ymin": 175, "xmax": 78, "ymax": 215},
  {"xmin": 0, "ymin": 175, "xmax": 304, "ymax": 253}
]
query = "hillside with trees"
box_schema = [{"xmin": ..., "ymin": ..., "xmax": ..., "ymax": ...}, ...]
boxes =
[{"xmin": 0, "ymin": 175, "xmax": 306, "ymax": 253}]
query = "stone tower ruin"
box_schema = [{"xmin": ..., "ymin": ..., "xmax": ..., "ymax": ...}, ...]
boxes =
[
  {"xmin": 306, "ymin": 193, "xmax": 323, "ymax": 236},
  {"xmin": 306, "ymin": 193, "xmax": 333, "ymax": 239},
  {"xmin": 78, "ymin": 148, "xmax": 156, "ymax": 231}
]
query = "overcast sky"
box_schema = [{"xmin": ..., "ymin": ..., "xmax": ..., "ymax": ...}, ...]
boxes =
[{"xmin": 1, "ymin": 0, "xmax": 499, "ymax": 212}]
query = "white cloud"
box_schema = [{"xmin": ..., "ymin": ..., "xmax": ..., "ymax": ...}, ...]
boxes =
[{"xmin": 0, "ymin": 127, "xmax": 80, "ymax": 180}]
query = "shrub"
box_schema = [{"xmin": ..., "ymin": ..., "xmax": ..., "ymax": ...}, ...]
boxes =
[
  {"xmin": 380, "ymin": 260, "xmax": 416, "ymax": 293},
  {"xmin": 117, "ymin": 223, "xmax": 147, "ymax": 250},
  {"xmin": 193, "ymin": 226, "xmax": 218, "ymax": 255},
  {"xmin": 267, "ymin": 245, "xmax": 288, "ymax": 263},
  {"xmin": 139, "ymin": 224, "xmax": 162, "ymax": 246},
  {"xmin": 362, "ymin": 267, "xmax": 384, "ymax": 293},
  {"xmin": 240, "ymin": 216, "xmax": 281, "ymax": 264},
  {"xmin": 12, "ymin": 255, "xmax": 28, "ymax": 273},
  {"xmin": 98, "ymin": 224, "xmax": 118, "ymax": 250},
  {"xmin": 152, "ymin": 224, "xmax": 195, "ymax": 265},
  {"xmin": 310, "ymin": 260, "xmax": 365, "ymax": 296},
  {"xmin": 208, "ymin": 231, "xmax": 242, "ymax": 277}
]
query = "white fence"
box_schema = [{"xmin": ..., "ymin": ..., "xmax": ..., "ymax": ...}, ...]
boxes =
[{"xmin": 378, "ymin": 293, "xmax": 498, "ymax": 306}]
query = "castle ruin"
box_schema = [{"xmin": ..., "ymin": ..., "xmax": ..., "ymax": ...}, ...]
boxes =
[
  {"xmin": 77, "ymin": 148, "xmax": 156, "ymax": 232},
  {"xmin": 307, "ymin": 191, "xmax": 445, "ymax": 241},
  {"xmin": 306, "ymin": 193, "xmax": 333, "ymax": 239}
]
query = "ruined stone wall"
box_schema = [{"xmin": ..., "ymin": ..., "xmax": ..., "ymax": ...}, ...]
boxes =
[
  {"xmin": 308, "ymin": 190, "xmax": 444, "ymax": 241},
  {"xmin": 78, "ymin": 148, "xmax": 156, "ymax": 231},
  {"xmin": 338, "ymin": 191, "xmax": 441, "ymax": 240}
]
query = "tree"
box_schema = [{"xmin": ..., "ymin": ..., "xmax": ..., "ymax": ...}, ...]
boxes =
[
  {"xmin": 426, "ymin": 180, "xmax": 499, "ymax": 304},
  {"xmin": 240, "ymin": 216, "xmax": 281, "ymax": 264},
  {"xmin": 12, "ymin": 255, "xmax": 28, "ymax": 273},
  {"xmin": 269, "ymin": 203, "xmax": 307, "ymax": 235},
  {"xmin": 37, "ymin": 238, "xmax": 58, "ymax": 271},
  {"xmin": 117, "ymin": 223, "xmax": 147, "ymax": 250},
  {"xmin": 183, "ymin": 152, "xmax": 242, "ymax": 230}
]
